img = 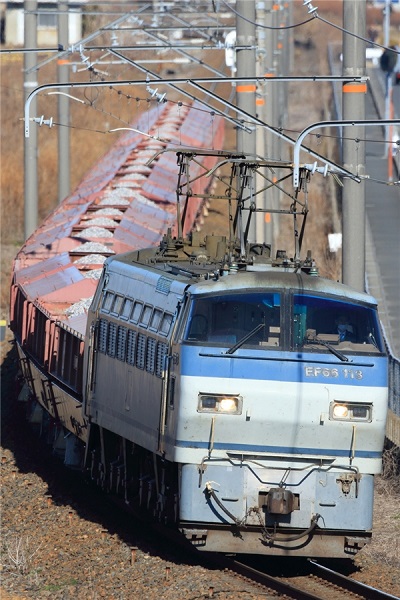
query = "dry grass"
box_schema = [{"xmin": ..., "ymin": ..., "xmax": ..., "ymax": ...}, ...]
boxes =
[
  {"xmin": 380, "ymin": 443, "xmax": 400, "ymax": 491},
  {"xmin": 359, "ymin": 480, "xmax": 400, "ymax": 570},
  {"xmin": 369, "ymin": 446, "xmax": 400, "ymax": 568}
]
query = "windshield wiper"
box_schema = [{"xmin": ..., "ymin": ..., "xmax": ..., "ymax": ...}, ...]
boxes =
[
  {"xmin": 305, "ymin": 331, "xmax": 349, "ymax": 362},
  {"xmin": 225, "ymin": 323, "xmax": 265, "ymax": 355},
  {"xmin": 367, "ymin": 332, "xmax": 379, "ymax": 349}
]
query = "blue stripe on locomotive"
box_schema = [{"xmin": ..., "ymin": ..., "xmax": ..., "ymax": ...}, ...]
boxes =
[
  {"xmin": 179, "ymin": 345, "xmax": 388, "ymax": 387},
  {"xmin": 173, "ymin": 439, "xmax": 382, "ymax": 459}
]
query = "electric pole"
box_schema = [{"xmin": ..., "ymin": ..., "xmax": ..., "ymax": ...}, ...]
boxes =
[
  {"xmin": 342, "ymin": 0, "xmax": 366, "ymax": 292},
  {"xmin": 58, "ymin": 0, "xmax": 70, "ymax": 203},
  {"xmin": 236, "ymin": 0, "xmax": 257, "ymax": 242},
  {"xmin": 263, "ymin": 0, "xmax": 274, "ymax": 245},
  {"xmin": 24, "ymin": 0, "xmax": 38, "ymax": 239}
]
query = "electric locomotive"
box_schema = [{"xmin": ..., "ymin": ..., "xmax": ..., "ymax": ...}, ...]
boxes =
[{"xmin": 82, "ymin": 152, "xmax": 388, "ymax": 558}]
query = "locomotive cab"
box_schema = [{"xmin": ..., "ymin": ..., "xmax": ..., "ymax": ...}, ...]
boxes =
[{"xmin": 169, "ymin": 272, "xmax": 387, "ymax": 557}]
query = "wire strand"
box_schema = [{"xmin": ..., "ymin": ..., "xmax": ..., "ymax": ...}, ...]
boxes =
[
  {"xmin": 316, "ymin": 13, "xmax": 400, "ymax": 55},
  {"xmin": 220, "ymin": 0, "xmax": 316, "ymax": 30}
]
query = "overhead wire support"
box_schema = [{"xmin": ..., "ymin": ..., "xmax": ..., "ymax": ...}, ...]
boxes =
[
  {"xmin": 23, "ymin": 75, "xmax": 369, "ymax": 140},
  {"xmin": 84, "ymin": 44, "xmax": 248, "ymax": 51},
  {"xmin": 31, "ymin": 115, "xmax": 54, "ymax": 128},
  {"xmin": 293, "ymin": 119, "xmax": 400, "ymax": 189},
  {"xmin": 24, "ymin": 0, "xmax": 38, "ymax": 240},
  {"xmin": 142, "ymin": 30, "xmax": 227, "ymax": 77},
  {"xmin": 23, "ymin": 77, "xmax": 251, "ymax": 138},
  {"xmin": 0, "ymin": 46, "xmax": 64, "ymax": 54},
  {"xmin": 24, "ymin": 76, "xmax": 368, "ymax": 186},
  {"xmin": 23, "ymin": 7, "xmax": 234, "ymax": 87},
  {"xmin": 188, "ymin": 80, "xmax": 366, "ymax": 183},
  {"xmin": 146, "ymin": 84, "xmax": 167, "ymax": 104},
  {"xmin": 100, "ymin": 25, "xmax": 234, "ymax": 34},
  {"xmin": 23, "ymin": 9, "xmax": 150, "ymax": 74},
  {"xmin": 158, "ymin": 9, "xmax": 233, "ymax": 39}
]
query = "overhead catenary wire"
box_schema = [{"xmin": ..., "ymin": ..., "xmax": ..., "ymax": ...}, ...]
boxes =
[
  {"xmin": 220, "ymin": 0, "xmax": 316, "ymax": 30},
  {"xmin": 315, "ymin": 13, "xmax": 400, "ymax": 55},
  {"xmin": 36, "ymin": 91, "xmax": 400, "ymax": 152},
  {"xmin": 219, "ymin": 0, "xmax": 400, "ymax": 55},
  {"xmin": 24, "ymin": 74, "xmax": 382, "ymax": 188},
  {"xmin": 18, "ymin": 2, "xmax": 399, "ymax": 193},
  {"xmin": 11, "ymin": 1, "xmax": 400, "ymax": 63},
  {"xmin": 22, "ymin": 113, "xmax": 400, "ymax": 188}
]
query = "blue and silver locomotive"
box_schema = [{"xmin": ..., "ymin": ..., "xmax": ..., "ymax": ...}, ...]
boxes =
[{"xmin": 82, "ymin": 153, "xmax": 388, "ymax": 558}]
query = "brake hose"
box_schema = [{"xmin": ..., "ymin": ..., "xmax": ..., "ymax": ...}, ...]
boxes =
[
  {"xmin": 260, "ymin": 513, "xmax": 321, "ymax": 543},
  {"xmin": 205, "ymin": 482, "xmax": 241, "ymax": 526}
]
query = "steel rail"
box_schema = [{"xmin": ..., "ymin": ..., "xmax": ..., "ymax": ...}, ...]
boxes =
[
  {"xmin": 228, "ymin": 559, "xmax": 326, "ymax": 600},
  {"xmin": 223, "ymin": 557, "xmax": 400, "ymax": 600},
  {"xmin": 308, "ymin": 560, "xmax": 400, "ymax": 600}
]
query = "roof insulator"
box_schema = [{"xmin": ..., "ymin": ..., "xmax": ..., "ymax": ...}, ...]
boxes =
[{"xmin": 303, "ymin": 0, "xmax": 318, "ymax": 15}]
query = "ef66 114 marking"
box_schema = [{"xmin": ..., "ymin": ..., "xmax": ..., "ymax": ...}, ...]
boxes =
[{"xmin": 305, "ymin": 366, "xmax": 364, "ymax": 379}]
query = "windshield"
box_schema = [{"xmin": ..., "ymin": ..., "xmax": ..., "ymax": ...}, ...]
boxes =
[
  {"xmin": 184, "ymin": 292, "xmax": 281, "ymax": 347},
  {"xmin": 292, "ymin": 294, "xmax": 384, "ymax": 353}
]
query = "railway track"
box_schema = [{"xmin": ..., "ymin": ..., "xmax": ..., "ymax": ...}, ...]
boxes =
[
  {"xmin": 150, "ymin": 513, "xmax": 399, "ymax": 600},
  {"xmin": 213, "ymin": 556, "xmax": 400, "ymax": 600},
  {"xmin": 96, "ymin": 479, "xmax": 399, "ymax": 600},
  {"xmin": 307, "ymin": 560, "xmax": 400, "ymax": 600}
]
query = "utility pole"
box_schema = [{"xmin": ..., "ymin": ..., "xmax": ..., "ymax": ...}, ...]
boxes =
[
  {"xmin": 270, "ymin": 1, "xmax": 281, "ymax": 240},
  {"xmin": 256, "ymin": 0, "xmax": 267, "ymax": 243},
  {"xmin": 264, "ymin": 0, "xmax": 274, "ymax": 244},
  {"xmin": 382, "ymin": 0, "xmax": 393, "ymax": 165},
  {"xmin": 280, "ymin": 1, "xmax": 290, "ymax": 138},
  {"xmin": 342, "ymin": 0, "xmax": 366, "ymax": 292},
  {"xmin": 383, "ymin": 0, "xmax": 391, "ymax": 47},
  {"xmin": 24, "ymin": 0, "xmax": 38, "ymax": 240},
  {"xmin": 236, "ymin": 0, "xmax": 257, "ymax": 242},
  {"xmin": 58, "ymin": 1, "xmax": 70, "ymax": 203}
]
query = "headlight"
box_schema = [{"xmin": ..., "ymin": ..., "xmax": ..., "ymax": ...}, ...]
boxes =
[
  {"xmin": 333, "ymin": 404, "xmax": 349, "ymax": 419},
  {"xmin": 330, "ymin": 402, "xmax": 372, "ymax": 422},
  {"xmin": 197, "ymin": 393, "xmax": 242, "ymax": 415}
]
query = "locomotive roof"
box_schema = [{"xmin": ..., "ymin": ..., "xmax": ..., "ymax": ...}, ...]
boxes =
[
  {"xmin": 110, "ymin": 251, "xmax": 378, "ymax": 307},
  {"xmin": 189, "ymin": 270, "xmax": 377, "ymax": 305}
]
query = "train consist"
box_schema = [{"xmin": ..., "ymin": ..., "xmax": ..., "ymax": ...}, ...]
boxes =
[{"xmin": 10, "ymin": 104, "xmax": 388, "ymax": 558}]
